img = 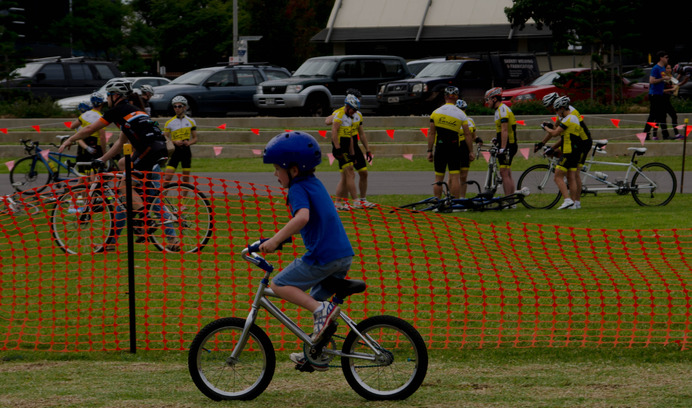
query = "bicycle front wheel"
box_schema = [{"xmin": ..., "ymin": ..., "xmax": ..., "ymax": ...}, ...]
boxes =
[
  {"xmin": 341, "ymin": 315, "xmax": 428, "ymax": 400},
  {"xmin": 188, "ymin": 317, "xmax": 275, "ymax": 401},
  {"xmin": 630, "ymin": 162, "xmax": 676, "ymax": 206},
  {"xmin": 10, "ymin": 156, "xmax": 52, "ymax": 194},
  {"xmin": 51, "ymin": 187, "xmax": 115, "ymax": 254},
  {"xmin": 149, "ymin": 183, "xmax": 213, "ymax": 253},
  {"xmin": 517, "ymin": 164, "xmax": 561, "ymax": 209}
]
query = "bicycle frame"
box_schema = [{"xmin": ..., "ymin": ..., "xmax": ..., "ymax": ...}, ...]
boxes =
[
  {"xmin": 580, "ymin": 145, "xmax": 648, "ymax": 194},
  {"xmin": 232, "ymin": 249, "xmax": 381, "ymax": 363},
  {"xmin": 476, "ymin": 143, "xmax": 501, "ymax": 195},
  {"xmin": 23, "ymin": 139, "xmax": 82, "ymax": 182}
]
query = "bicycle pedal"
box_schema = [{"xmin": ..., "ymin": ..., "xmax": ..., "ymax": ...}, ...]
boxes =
[{"xmin": 295, "ymin": 362, "xmax": 315, "ymax": 373}]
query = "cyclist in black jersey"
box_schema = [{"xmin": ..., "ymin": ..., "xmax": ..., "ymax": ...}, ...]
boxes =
[{"xmin": 59, "ymin": 79, "xmax": 178, "ymax": 252}]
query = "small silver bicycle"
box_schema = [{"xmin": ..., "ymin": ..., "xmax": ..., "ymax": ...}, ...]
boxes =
[{"xmin": 188, "ymin": 240, "xmax": 428, "ymax": 401}]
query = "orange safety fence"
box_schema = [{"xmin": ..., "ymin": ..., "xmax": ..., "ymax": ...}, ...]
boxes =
[{"xmin": 1, "ymin": 173, "xmax": 691, "ymax": 352}]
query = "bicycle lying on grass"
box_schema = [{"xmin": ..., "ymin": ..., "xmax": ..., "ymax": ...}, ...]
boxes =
[
  {"xmin": 396, "ymin": 144, "xmax": 529, "ymax": 212},
  {"xmin": 50, "ymin": 162, "xmax": 213, "ymax": 254},
  {"xmin": 517, "ymin": 139, "xmax": 677, "ymax": 209},
  {"xmin": 188, "ymin": 239, "xmax": 428, "ymax": 401}
]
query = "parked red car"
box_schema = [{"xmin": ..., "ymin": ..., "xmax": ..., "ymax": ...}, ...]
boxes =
[{"xmin": 501, "ymin": 68, "xmax": 648, "ymax": 106}]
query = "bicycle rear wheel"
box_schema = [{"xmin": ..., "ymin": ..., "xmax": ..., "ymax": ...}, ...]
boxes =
[
  {"xmin": 147, "ymin": 182, "xmax": 213, "ymax": 253},
  {"xmin": 10, "ymin": 156, "xmax": 52, "ymax": 194},
  {"xmin": 341, "ymin": 315, "xmax": 428, "ymax": 400},
  {"xmin": 50, "ymin": 187, "xmax": 114, "ymax": 254},
  {"xmin": 630, "ymin": 162, "xmax": 676, "ymax": 206},
  {"xmin": 188, "ymin": 317, "xmax": 275, "ymax": 401},
  {"xmin": 517, "ymin": 164, "xmax": 561, "ymax": 209}
]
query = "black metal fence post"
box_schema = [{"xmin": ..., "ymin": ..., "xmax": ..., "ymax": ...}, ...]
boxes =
[{"xmin": 123, "ymin": 143, "xmax": 137, "ymax": 354}]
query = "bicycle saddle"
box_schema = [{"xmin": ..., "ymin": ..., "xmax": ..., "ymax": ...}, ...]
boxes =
[{"xmin": 320, "ymin": 276, "xmax": 366, "ymax": 299}]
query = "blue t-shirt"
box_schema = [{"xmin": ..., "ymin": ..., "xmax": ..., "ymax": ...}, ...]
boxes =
[
  {"xmin": 288, "ymin": 174, "xmax": 353, "ymax": 265},
  {"xmin": 649, "ymin": 64, "xmax": 665, "ymax": 95}
]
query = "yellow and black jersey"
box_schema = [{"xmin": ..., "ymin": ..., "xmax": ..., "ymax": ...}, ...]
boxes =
[
  {"xmin": 569, "ymin": 105, "xmax": 591, "ymax": 141},
  {"xmin": 78, "ymin": 109, "xmax": 103, "ymax": 140},
  {"xmin": 333, "ymin": 108, "xmax": 363, "ymax": 142},
  {"xmin": 164, "ymin": 115, "xmax": 197, "ymax": 141},
  {"xmin": 493, "ymin": 103, "xmax": 517, "ymax": 144},
  {"xmin": 332, "ymin": 106, "xmax": 363, "ymax": 143},
  {"xmin": 557, "ymin": 113, "xmax": 585, "ymax": 154},
  {"xmin": 430, "ymin": 103, "xmax": 469, "ymax": 145}
]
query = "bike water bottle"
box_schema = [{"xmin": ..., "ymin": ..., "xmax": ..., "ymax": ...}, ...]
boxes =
[{"xmin": 594, "ymin": 171, "xmax": 608, "ymax": 181}]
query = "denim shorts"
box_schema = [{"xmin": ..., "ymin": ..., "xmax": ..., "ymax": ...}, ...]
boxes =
[{"xmin": 272, "ymin": 256, "xmax": 353, "ymax": 301}]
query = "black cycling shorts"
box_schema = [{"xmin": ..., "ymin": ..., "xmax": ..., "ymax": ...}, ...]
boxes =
[
  {"xmin": 434, "ymin": 140, "xmax": 461, "ymax": 175},
  {"xmin": 167, "ymin": 145, "xmax": 192, "ymax": 170}
]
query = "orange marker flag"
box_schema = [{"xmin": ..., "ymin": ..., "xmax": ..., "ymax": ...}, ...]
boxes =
[
  {"xmin": 386, "ymin": 129, "xmax": 395, "ymax": 139},
  {"xmin": 420, "ymin": 128, "xmax": 428, "ymax": 137},
  {"xmin": 610, "ymin": 119, "xmax": 621, "ymax": 128},
  {"xmin": 516, "ymin": 120, "xmax": 526, "ymax": 126},
  {"xmin": 0, "ymin": 128, "xmax": 7, "ymax": 134},
  {"xmin": 403, "ymin": 154, "xmax": 413, "ymax": 161},
  {"xmin": 318, "ymin": 130, "xmax": 327, "ymax": 138},
  {"xmin": 63, "ymin": 121, "xmax": 72, "ymax": 128},
  {"xmin": 687, "ymin": 126, "xmax": 692, "ymax": 137},
  {"xmin": 5, "ymin": 160, "xmax": 14, "ymax": 171},
  {"xmin": 647, "ymin": 122, "xmax": 658, "ymax": 129},
  {"xmin": 32, "ymin": 125, "xmax": 41, "ymax": 133},
  {"xmin": 251, "ymin": 128, "xmax": 260, "ymax": 135},
  {"xmin": 551, "ymin": 116, "xmax": 558, "ymax": 122},
  {"xmin": 284, "ymin": 129, "xmax": 293, "ymax": 133},
  {"xmin": 217, "ymin": 123, "xmax": 227, "ymax": 130},
  {"xmin": 636, "ymin": 132, "xmax": 647, "ymax": 145}
]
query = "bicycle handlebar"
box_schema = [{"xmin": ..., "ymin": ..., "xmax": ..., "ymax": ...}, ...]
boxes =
[{"xmin": 242, "ymin": 238, "xmax": 293, "ymax": 272}]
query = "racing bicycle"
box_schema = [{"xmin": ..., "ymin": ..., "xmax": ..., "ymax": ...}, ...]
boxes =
[
  {"xmin": 9, "ymin": 137, "xmax": 82, "ymax": 194},
  {"xmin": 517, "ymin": 139, "xmax": 677, "ymax": 209},
  {"xmin": 188, "ymin": 240, "xmax": 428, "ymax": 401},
  {"xmin": 50, "ymin": 162, "xmax": 213, "ymax": 254}
]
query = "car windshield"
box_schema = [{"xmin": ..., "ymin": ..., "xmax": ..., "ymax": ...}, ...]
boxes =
[
  {"xmin": 10, "ymin": 63, "xmax": 43, "ymax": 78},
  {"xmin": 293, "ymin": 60, "xmax": 337, "ymax": 77},
  {"xmin": 416, "ymin": 62, "xmax": 462, "ymax": 78},
  {"xmin": 530, "ymin": 71, "xmax": 562, "ymax": 86},
  {"xmin": 170, "ymin": 69, "xmax": 214, "ymax": 85}
]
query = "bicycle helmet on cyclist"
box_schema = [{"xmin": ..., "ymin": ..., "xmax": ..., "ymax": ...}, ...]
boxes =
[
  {"xmin": 484, "ymin": 87, "xmax": 503, "ymax": 100},
  {"xmin": 553, "ymin": 95, "xmax": 571, "ymax": 110},
  {"xmin": 263, "ymin": 131, "xmax": 322, "ymax": 171},
  {"xmin": 171, "ymin": 95, "xmax": 188, "ymax": 106},
  {"xmin": 105, "ymin": 79, "xmax": 133, "ymax": 95},
  {"xmin": 542, "ymin": 92, "xmax": 559, "ymax": 108},
  {"xmin": 456, "ymin": 99, "xmax": 468, "ymax": 110},
  {"xmin": 344, "ymin": 94, "xmax": 360, "ymax": 110},
  {"xmin": 444, "ymin": 86, "xmax": 460, "ymax": 96},
  {"xmin": 78, "ymin": 102, "xmax": 91, "ymax": 113},
  {"xmin": 140, "ymin": 84, "xmax": 155, "ymax": 96},
  {"xmin": 346, "ymin": 88, "xmax": 362, "ymax": 99},
  {"xmin": 90, "ymin": 92, "xmax": 104, "ymax": 106}
]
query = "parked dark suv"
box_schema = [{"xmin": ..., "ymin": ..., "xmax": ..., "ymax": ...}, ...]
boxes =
[
  {"xmin": 2, "ymin": 56, "xmax": 122, "ymax": 100},
  {"xmin": 253, "ymin": 55, "xmax": 411, "ymax": 116}
]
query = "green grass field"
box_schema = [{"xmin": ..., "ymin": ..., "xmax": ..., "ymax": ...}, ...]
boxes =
[{"xmin": 1, "ymin": 172, "xmax": 691, "ymax": 407}]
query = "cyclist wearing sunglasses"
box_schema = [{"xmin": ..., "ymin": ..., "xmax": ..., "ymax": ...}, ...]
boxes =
[{"xmin": 164, "ymin": 96, "xmax": 198, "ymax": 184}]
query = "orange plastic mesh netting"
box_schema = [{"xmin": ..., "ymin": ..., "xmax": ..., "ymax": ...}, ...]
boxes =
[{"xmin": 0, "ymin": 174, "xmax": 690, "ymax": 352}]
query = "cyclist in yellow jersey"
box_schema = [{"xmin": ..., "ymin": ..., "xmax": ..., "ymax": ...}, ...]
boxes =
[
  {"xmin": 543, "ymin": 96, "xmax": 584, "ymax": 210},
  {"xmin": 535, "ymin": 93, "xmax": 592, "ymax": 209},
  {"xmin": 163, "ymin": 96, "xmax": 198, "ymax": 187},
  {"xmin": 69, "ymin": 92, "xmax": 106, "ymax": 175},
  {"xmin": 330, "ymin": 95, "xmax": 361, "ymax": 210},
  {"xmin": 485, "ymin": 87, "xmax": 518, "ymax": 197},
  {"xmin": 325, "ymin": 89, "xmax": 374, "ymax": 208},
  {"xmin": 427, "ymin": 86, "xmax": 474, "ymax": 199}
]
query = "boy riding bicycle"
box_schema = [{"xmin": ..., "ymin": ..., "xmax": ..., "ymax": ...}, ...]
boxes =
[{"xmin": 260, "ymin": 131, "xmax": 354, "ymax": 370}]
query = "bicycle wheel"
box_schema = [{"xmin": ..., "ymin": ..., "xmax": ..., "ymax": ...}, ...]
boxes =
[
  {"xmin": 188, "ymin": 317, "xmax": 275, "ymax": 401},
  {"xmin": 51, "ymin": 187, "xmax": 115, "ymax": 254},
  {"xmin": 517, "ymin": 164, "xmax": 561, "ymax": 209},
  {"xmin": 10, "ymin": 156, "xmax": 52, "ymax": 194},
  {"xmin": 148, "ymin": 183, "xmax": 213, "ymax": 253},
  {"xmin": 341, "ymin": 315, "xmax": 428, "ymax": 400},
  {"xmin": 630, "ymin": 162, "xmax": 676, "ymax": 206}
]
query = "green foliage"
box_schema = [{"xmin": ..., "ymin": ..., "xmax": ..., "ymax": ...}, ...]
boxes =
[{"xmin": 0, "ymin": 97, "xmax": 66, "ymax": 118}]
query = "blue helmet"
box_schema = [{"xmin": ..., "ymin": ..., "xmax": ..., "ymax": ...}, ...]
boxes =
[
  {"xmin": 78, "ymin": 102, "xmax": 91, "ymax": 113},
  {"xmin": 263, "ymin": 131, "xmax": 322, "ymax": 171},
  {"xmin": 456, "ymin": 99, "xmax": 468, "ymax": 110},
  {"xmin": 344, "ymin": 94, "xmax": 360, "ymax": 110},
  {"xmin": 90, "ymin": 92, "xmax": 104, "ymax": 106}
]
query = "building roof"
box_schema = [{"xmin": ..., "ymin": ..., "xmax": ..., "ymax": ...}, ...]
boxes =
[{"xmin": 312, "ymin": 0, "xmax": 550, "ymax": 43}]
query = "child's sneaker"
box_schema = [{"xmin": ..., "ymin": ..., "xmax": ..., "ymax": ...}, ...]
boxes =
[
  {"xmin": 358, "ymin": 198, "xmax": 377, "ymax": 208},
  {"xmin": 311, "ymin": 301, "xmax": 340, "ymax": 343},
  {"xmin": 289, "ymin": 352, "xmax": 330, "ymax": 371}
]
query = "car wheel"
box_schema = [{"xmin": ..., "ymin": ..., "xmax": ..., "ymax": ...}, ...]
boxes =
[{"xmin": 303, "ymin": 93, "xmax": 330, "ymax": 117}]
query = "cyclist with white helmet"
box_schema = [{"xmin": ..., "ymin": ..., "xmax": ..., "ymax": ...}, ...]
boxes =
[
  {"xmin": 543, "ymin": 96, "xmax": 586, "ymax": 210},
  {"xmin": 259, "ymin": 131, "xmax": 354, "ymax": 368},
  {"xmin": 164, "ymin": 96, "xmax": 198, "ymax": 187},
  {"xmin": 485, "ymin": 87, "xmax": 517, "ymax": 197},
  {"xmin": 59, "ymin": 78, "xmax": 178, "ymax": 252},
  {"xmin": 139, "ymin": 84, "xmax": 155, "ymax": 116},
  {"xmin": 427, "ymin": 86, "xmax": 475, "ymax": 200},
  {"xmin": 325, "ymin": 88, "xmax": 375, "ymax": 208},
  {"xmin": 68, "ymin": 91, "xmax": 107, "ymax": 175},
  {"xmin": 330, "ymin": 94, "xmax": 362, "ymax": 210}
]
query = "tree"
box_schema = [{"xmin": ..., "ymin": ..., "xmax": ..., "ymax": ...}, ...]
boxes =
[{"xmin": 0, "ymin": 0, "xmax": 26, "ymax": 82}]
